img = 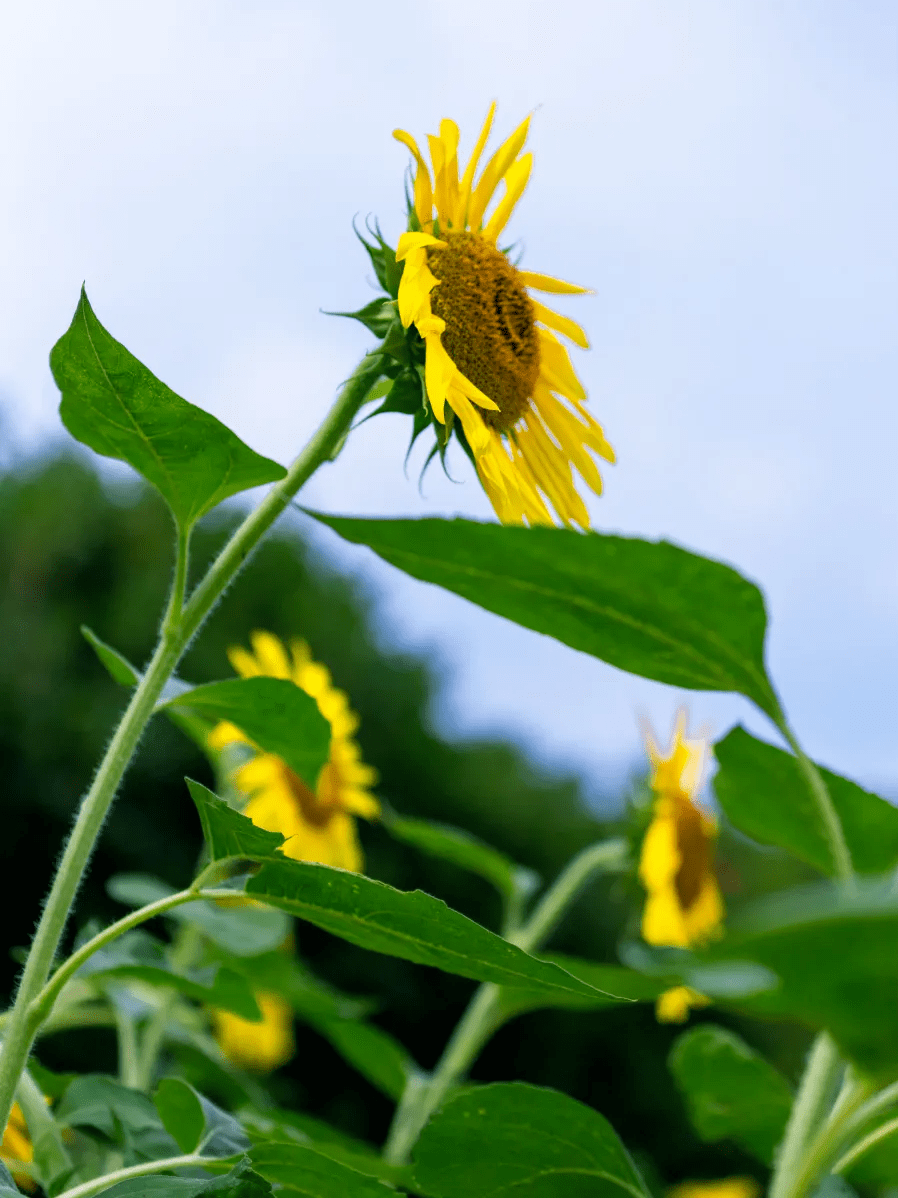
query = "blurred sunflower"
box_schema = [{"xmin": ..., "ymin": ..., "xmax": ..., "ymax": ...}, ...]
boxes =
[
  {"xmin": 347, "ymin": 105, "xmax": 614, "ymax": 527},
  {"xmin": 638, "ymin": 712, "xmax": 723, "ymax": 1023},
  {"xmin": 211, "ymin": 992, "xmax": 295, "ymax": 1074},
  {"xmin": 2, "ymin": 1103, "xmax": 36, "ymax": 1191},
  {"xmin": 209, "ymin": 631, "xmax": 379, "ymax": 873},
  {"xmin": 669, "ymin": 1179, "xmax": 759, "ymax": 1198}
]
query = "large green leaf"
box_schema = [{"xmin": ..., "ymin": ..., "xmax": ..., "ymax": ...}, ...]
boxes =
[
  {"xmin": 309, "ymin": 515, "xmax": 781, "ymax": 719},
  {"xmin": 102, "ymin": 1160, "xmax": 271, "ymax": 1198},
  {"xmin": 108, "ymin": 875, "xmax": 290, "ymax": 956},
  {"xmin": 166, "ymin": 678, "xmax": 331, "ymax": 789},
  {"xmin": 384, "ymin": 814, "xmax": 537, "ymax": 900},
  {"xmin": 51, "ymin": 290, "xmax": 286, "ymax": 531},
  {"xmin": 714, "ymin": 726, "xmax": 898, "ymax": 875},
  {"xmin": 707, "ymin": 878, "xmax": 898, "ymax": 1075},
  {"xmin": 312, "ymin": 1018, "xmax": 415, "ymax": 1101},
  {"xmin": 413, "ymin": 1083, "xmax": 651, "ymax": 1198},
  {"xmin": 668, "ymin": 1026, "xmax": 792, "ymax": 1165},
  {"xmin": 250, "ymin": 1142, "xmax": 396, "ymax": 1197},
  {"xmin": 55, "ymin": 1075, "xmax": 179, "ymax": 1161},
  {"xmin": 186, "ymin": 781, "xmax": 285, "ymax": 863},
  {"xmin": 242, "ymin": 1110, "xmax": 405, "ymax": 1186},
  {"xmin": 246, "ymin": 860, "xmax": 612, "ymax": 999}
]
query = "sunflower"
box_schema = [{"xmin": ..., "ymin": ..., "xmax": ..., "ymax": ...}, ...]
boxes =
[
  {"xmin": 2, "ymin": 1103, "xmax": 36, "ymax": 1191},
  {"xmin": 348, "ymin": 105, "xmax": 614, "ymax": 527},
  {"xmin": 208, "ymin": 631, "xmax": 379, "ymax": 873},
  {"xmin": 212, "ymin": 991, "xmax": 295, "ymax": 1073},
  {"xmin": 669, "ymin": 1180, "xmax": 760, "ymax": 1198},
  {"xmin": 638, "ymin": 712, "xmax": 724, "ymax": 1023}
]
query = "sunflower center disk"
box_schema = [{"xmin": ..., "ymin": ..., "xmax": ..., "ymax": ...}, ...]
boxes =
[{"xmin": 427, "ymin": 232, "xmax": 540, "ymax": 432}]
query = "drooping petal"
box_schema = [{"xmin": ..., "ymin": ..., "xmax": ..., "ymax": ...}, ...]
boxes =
[
  {"xmin": 422, "ymin": 331, "xmax": 455, "ymax": 422},
  {"xmin": 393, "ymin": 129, "xmax": 434, "ymax": 228},
  {"xmin": 396, "ymin": 230, "xmax": 447, "ymax": 261},
  {"xmin": 536, "ymin": 328, "xmax": 588, "ymax": 402},
  {"xmin": 250, "ymin": 630, "xmax": 292, "ymax": 679},
  {"xmin": 446, "ymin": 385, "xmax": 491, "ymax": 454},
  {"xmin": 532, "ymin": 299, "xmax": 590, "ymax": 349}
]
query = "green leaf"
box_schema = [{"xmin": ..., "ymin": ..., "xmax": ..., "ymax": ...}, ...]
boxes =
[
  {"xmin": 706, "ymin": 877, "xmax": 898, "ymax": 1075},
  {"xmin": 308, "ymin": 516, "xmax": 781, "ymax": 719},
  {"xmin": 246, "ymin": 859, "xmax": 612, "ymax": 998},
  {"xmin": 107, "ymin": 875, "xmax": 291, "ymax": 956},
  {"xmin": 186, "ymin": 781, "xmax": 285, "ymax": 862},
  {"xmin": 250, "ymin": 1141, "xmax": 395, "ymax": 1198},
  {"xmin": 207, "ymin": 948, "xmax": 369, "ymax": 1022},
  {"xmin": 714, "ymin": 726, "xmax": 898, "ymax": 875},
  {"xmin": 384, "ymin": 814, "xmax": 535, "ymax": 900},
  {"xmin": 495, "ymin": 954, "xmax": 666, "ymax": 1023},
  {"xmin": 329, "ymin": 298, "xmax": 396, "ymax": 338},
  {"xmin": 87, "ymin": 961, "xmax": 261, "ymax": 1022},
  {"xmin": 166, "ymin": 678, "xmax": 331, "ymax": 789},
  {"xmin": 81, "ymin": 625, "xmax": 140, "ymax": 686},
  {"xmin": 668, "ymin": 1025, "xmax": 792, "ymax": 1165},
  {"xmin": 153, "ymin": 1079, "xmax": 249, "ymax": 1157},
  {"xmin": 55, "ymin": 1075, "xmax": 178, "ymax": 1160},
  {"xmin": 51, "ymin": 290, "xmax": 286, "ymax": 531},
  {"xmin": 241, "ymin": 1110, "xmax": 404, "ymax": 1185},
  {"xmin": 312, "ymin": 1018, "xmax": 414, "ymax": 1101},
  {"xmin": 413, "ymin": 1082, "xmax": 651, "ymax": 1198}
]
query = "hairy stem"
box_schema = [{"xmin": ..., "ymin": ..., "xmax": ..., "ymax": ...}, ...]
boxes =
[
  {"xmin": 53, "ymin": 1153, "xmax": 220, "ymax": 1198},
  {"xmin": 0, "ymin": 353, "xmax": 382, "ymax": 1133},
  {"xmin": 382, "ymin": 838, "xmax": 628, "ymax": 1165}
]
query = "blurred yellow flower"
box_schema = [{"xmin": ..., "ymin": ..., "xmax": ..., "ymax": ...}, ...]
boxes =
[
  {"xmin": 209, "ymin": 631, "xmax": 379, "ymax": 873},
  {"xmin": 669, "ymin": 1178, "xmax": 760, "ymax": 1198},
  {"xmin": 394, "ymin": 105, "xmax": 615, "ymax": 528},
  {"xmin": 638, "ymin": 712, "xmax": 723, "ymax": 1022},
  {"xmin": 212, "ymin": 992, "xmax": 294, "ymax": 1073},
  {"xmin": 2, "ymin": 1103, "xmax": 36, "ymax": 1191}
]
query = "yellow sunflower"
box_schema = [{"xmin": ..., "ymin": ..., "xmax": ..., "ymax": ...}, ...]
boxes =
[
  {"xmin": 2, "ymin": 1103, "xmax": 36, "ymax": 1191},
  {"xmin": 669, "ymin": 1180, "xmax": 760, "ymax": 1198},
  {"xmin": 638, "ymin": 712, "xmax": 724, "ymax": 1023},
  {"xmin": 208, "ymin": 631, "xmax": 379, "ymax": 873},
  {"xmin": 212, "ymin": 991, "xmax": 295, "ymax": 1074}
]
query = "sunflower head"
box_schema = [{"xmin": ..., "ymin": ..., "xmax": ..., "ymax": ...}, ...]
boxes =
[
  {"xmin": 339, "ymin": 106, "xmax": 615, "ymax": 528},
  {"xmin": 208, "ymin": 631, "xmax": 379, "ymax": 873}
]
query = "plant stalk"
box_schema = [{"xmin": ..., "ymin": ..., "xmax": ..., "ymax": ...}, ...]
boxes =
[{"xmin": 0, "ymin": 354, "xmax": 382, "ymax": 1133}]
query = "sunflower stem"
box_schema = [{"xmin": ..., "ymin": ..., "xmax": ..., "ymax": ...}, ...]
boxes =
[
  {"xmin": 0, "ymin": 355, "xmax": 382, "ymax": 1136},
  {"xmin": 52, "ymin": 1153, "xmax": 223, "ymax": 1198},
  {"xmin": 382, "ymin": 838, "xmax": 628, "ymax": 1166},
  {"xmin": 769, "ymin": 1032, "xmax": 846, "ymax": 1198}
]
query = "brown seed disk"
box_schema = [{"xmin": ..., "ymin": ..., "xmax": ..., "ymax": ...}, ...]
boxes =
[{"xmin": 427, "ymin": 232, "xmax": 540, "ymax": 432}]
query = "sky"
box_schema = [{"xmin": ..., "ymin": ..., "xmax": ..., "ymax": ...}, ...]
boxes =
[{"xmin": 2, "ymin": 1, "xmax": 897, "ymax": 800}]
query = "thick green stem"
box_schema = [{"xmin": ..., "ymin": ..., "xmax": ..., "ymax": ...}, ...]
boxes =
[
  {"xmin": 775, "ymin": 717, "xmax": 854, "ymax": 884},
  {"xmin": 382, "ymin": 838, "xmax": 628, "ymax": 1166},
  {"xmin": 769, "ymin": 1033, "xmax": 845, "ymax": 1198},
  {"xmin": 53, "ymin": 1153, "xmax": 217, "ymax": 1198},
  {"xmin": 0, "ymin": 353, "xmax": 381, "ymax": 1134}
]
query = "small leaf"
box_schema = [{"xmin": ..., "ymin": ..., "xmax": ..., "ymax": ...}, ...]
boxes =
[
  {"xmin": 385, "ymin": 814, "xmax": 533, "ymax": 899},
  {"xmin": 154, "ymin": 1079, "xmax": 249, "ymax": 1157},
  {"xmin": 166, "ymin": 678, "xmax": 331, "ymax": 789},
  {"xmin": 186, "ymin": 780, "xmax": 285, "ymax": 863},
  {"xmin": 107, "ymin": 875, "xmax": 290, "ymax": 957},
  {"xmin": 329, "ymin": 298, "xmax": 396, "ymax": 338},
  {"xmin": 102, "ymin": 1161, "xmax": 272, "ymax": 1198},
  {"xmin": 714, "ymin": 726, "xmax": 898, "ymax": 875},
  {"xmin": 250, "ymin": 1141, "xmax": 394, "ymax": 1198},
  {"xmin": 81, "ymin": 625, "xmax": 140, "ymax": 686},
  {"xmin": 308, "ymin": 516, "xmax": 782, "ymax": 719},
  {"xmin": 246, "ymin": 859, "xmax": 613, "ymax": 998},
  {"xmin": 313, "ymin": 1018, "xmax": 414, "ymax": 1100},
  {"xmin": 413, "ymin": 1082, "xmax": 651, "ymax": 1198},
  {"xmin": 52, "ymin": 290, "xmax": 286, "ymax": 531},
  {"xmin": 55, "ymin": 1075, "xmax": 178, "ymax": 1160},
  {"xmin": 668, "ymin": 1025, "xmax": 792, "ymax": 1165}
]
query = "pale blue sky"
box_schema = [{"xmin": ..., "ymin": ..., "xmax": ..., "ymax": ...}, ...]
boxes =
[{"xmin": 3, "ymin": 1, "xmax": 897, "ymax": 795}]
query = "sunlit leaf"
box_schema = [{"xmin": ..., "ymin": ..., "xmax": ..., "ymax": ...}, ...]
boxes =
[
  {"xmin": 309, "ymin": 516, "xmax": 781, "ymax": 719},
  {"xmin": 52, "ymin": 290, "xmax": 286, "ymax": 531},
  {"xmin": 186, "ymin": 781, "xmax": 285, "ymax": 863},
  {"xmin": 246, "ymin": 859, "xmax": 613, "ymax": 998}
]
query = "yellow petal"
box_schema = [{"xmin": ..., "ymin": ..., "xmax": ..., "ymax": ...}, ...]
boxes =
[
  {"xmin": 458, "ymin": 102, "xmax": 497, "ymax": 227},
  {"xmin": 656, "ymin": 986, "xmax": 710, "ymax": 1024},
  {"xmin": 446, "ymin": 386, "xmax": 491, "ymax": 454},
  {"xmin": 397, "ymin": 252, "xmax": 439, "ymax": 328},
  {"xmin": 207, "ymin": 720, "xmax": 249, "ymax": 751},
  {"xmin": 518, "ymin": 271, "xmax": 590, "ymax": 295},
  {"xmin": 396, "ymin": 231, "xmax": 446, "ymax": 261},
  {"xmin": 536, "ymin": 329, "xmax": 587, "ymax": 402},
  {"xmin": 423, "ymin": 333, "xmax": 455, "ymax": 422},
  {"xmin": 249, "ymin": 630, "xmax": 292, "ymax": 679},
  {"xmin": 227, "ymin": 645, "xmax": 263, "ymax": 678},
  {"xmin": 532, "ymin": 299, "xmax": 589, "ymax": 349},
  {"xmin": 482, "ymin": 153, "xmax": 533, "ymax": 243},
  {"xmin": 392, "ymin": 129, "xmax": 434, "ymax": 228},
  {"xmin": 468, "ymin": 114, "xmax": 531, "ymax": 231}
]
